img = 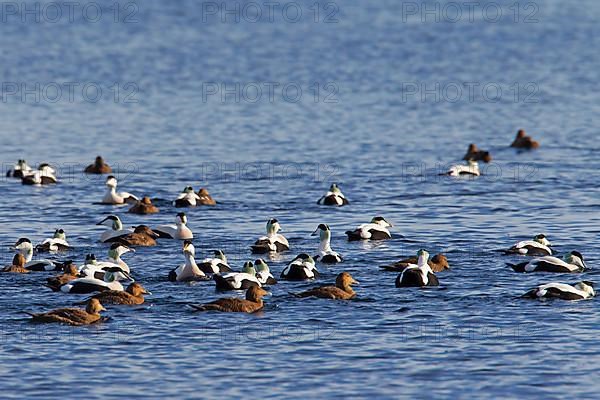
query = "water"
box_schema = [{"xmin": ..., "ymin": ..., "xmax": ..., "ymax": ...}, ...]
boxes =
[{"xmin": 0, "ymin": 0, "xmax": 599, "ymax": 398}]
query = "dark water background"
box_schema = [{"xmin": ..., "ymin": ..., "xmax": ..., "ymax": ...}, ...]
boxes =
[{"xmin": 0, "ymin": 0, "xmax": 599, "ymax": 398}]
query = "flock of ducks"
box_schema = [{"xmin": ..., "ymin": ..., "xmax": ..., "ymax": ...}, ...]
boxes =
[{"xmin": 3, "ymin": 130, "xmax": 594, "ymax": 326}]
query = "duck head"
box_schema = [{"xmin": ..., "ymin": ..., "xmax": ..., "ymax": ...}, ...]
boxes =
[
  {"xmin": 53, "ymin": 229, "xmax": 66, "ymax": 240},
  {"xmin": 575, "ymin": 281, "xmax": 595, "ymax": 297},
  {"xmin": 38, "ymin": 163, "xmax": 56, "ymax": 175},
  {"xmin": 266, "ymin": 218, "xmax": 282, "ymax": 235},
  {"xmin": 141, "ymin": 196, "xmax": 153, "ymax": 205},
  {"xmin": 85, "ymin": 254, "xmax": 97, "ymax": 265},
  {"xmin": 246, "ymin": 285, "xmax": 269, "ymax": 302},
  {"xmin": 94, "ymin": 156, "xmax": 105, "ymax": 167},
  {"xmin": 86, "ymin": 298, "xmax": 107, "ymax": 315},
  {"xmin": 214, "ymin": 250, "xmax": 227, "ymax": 262},
  {"xmin": 242, "ymin": 261, "xmax": 256, "ymax": 276},
  {"xmin": 176, "ymin": 212, "xmax": 188, "ymax": 226},
  {"xmin": 126, "ymin": 282, "xmax": 151, "ymax": 296},
  {"xmin": 568, "ymin": 251, "xmax": 587, "ymax": 269},
  {"xmin": 336, "ymin": 272, "xmax": 359, "ymax": 291},
  {"xmin": 533, "ymin": 234, "xmax": 551, "ymax": 247},
  {"xmin": 181, "ymin": 186, "xmax": 194, "ymax": 194},
  {"xmin": 431, "ymin": 254, "xmax": 450, "ymax": 270},
  {"xmin": 105, "ymin": 175, "xmax": 118, "ymax": 188},
  {"xmin": 97, "ymin": 215, "xmax": 123, "ymax": 231},
  {"xmin": 63, "ymin": 261, "xmax": 78, "ymax": 275},
  {"xmin": 371, "ymin": 216, "xmax": 393, "ymax": 227},
  {"xmin": 329, "ymin": 183, "xmax": 341, "ymax": 193},
  {"xmin": 417, "ymin": 249, "xmax": 430, "ymax": 265},
  {"xmin": 198, "ymin": 188, "xmax": 211, "ymax": 197},
  {"xmin": 13, "ymin": 237, "xmax": 33, "ymax": 254},
  {"xmin": 108, "ymin": 243, "xmax": 134, "ymax": 259},
  {"xmin": 311, "ymin": 224, "xmax": 331, "ymax": 240},
  {"xmin": 294, "ymin": 253, "xmax": 315, "ymax": 265},
  {"xmin": 104, "ymin": 268, "xmax": 134, "ymax": 282},
  {"xmin": 182, "ymin": 240, "xmax": 195, "ymax": 256},
  {"xmin": 254, "ymin": 259, "xmax": 269, "ymax": 273}
]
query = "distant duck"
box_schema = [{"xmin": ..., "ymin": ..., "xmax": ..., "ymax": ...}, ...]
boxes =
[
  {"xmin": 503, "ymin": 234, "xmax": 552, "ymax": 256},
  {"xmin": 463, "ymin": 144, "xmax": 492, "ymax": 163},
  {"xmin": 25, "ymin": 298, "xmax": 108, "ymax": 325},
  {"xmin": 255, "ymin": 259, "xmax": 277, "ymax": 285},
  {"xmin": 60, "ymin": 268, "xmax": 133, "ymax": 294},
  {"xmin": 197, "ymin": 188, "xmax": 216, "ymax": 205},
  {"xmin": 312, "ymin": 224, "xmax": 342, "ymax": 263},
  {"xmin": 87, "ymin": 282, "xmax": 150, "ymax": 305},
  {"xmin": 510, "ymin": 129, "xmax": 539, "ymax": 149},
  {"xmin": 46, "ymin": 262, "xmax": 79, "ymax": 291},
  {"xmin": 128, "ymin": 197, "xmax": 159, "ymax": 214},
  {"xmin": 2, "ymin": 253, "xmax": 29, "ymax": 274},
  {"xmin": 97, "ymin": 215, "xmax": 134, "ymax": 243},
  {"xmin": 190, "ymin": 286, "xmax": 269, "ymax": 313},
  {"xmin": 101, "ymin": 175, "xmax": 139, "ymax": 205},
  {"xmin": 168, "ymin": 240, "xmax": 208, "ymax": 282},
  {"xmin": 106, "ymin": 225, "xmax": 159, "ymax": 247},
  {"xmin": 13, "ymin": 238, "xmax": 58, "ymax": 271},
  {"xmin": 35, "ymin": 229, "xmax": 71, "ymax": 253},
  {"xmin": 395, "ymin": 249, "xmax": 440, "ymax": 287},
  {"xmin": 292, "ymin": 272, "xmax": 358, "ymax": 300},
  {"xmin": 523, "ymin": 281, "xmax": 595, "ymax": 300},
  {"xmin": 345, "ymin": 216, "xmax": 392, "ymax": 241},
  {"xmin": 445, "ymin": 160, "xmax": 480, "ymax": 176},
  {"xmin": 214, "ymin": 261, "xmax": 262, "ymax": 291},
  {"xmin": 155, "ymin": 212, "xmax": 193, "ymax": 240},
  {"xmin": 508, "ymin": 251, "xmax": 587, "ymax": 273},
  {"xmin": 380, "ymin": 253, "xmax": 449, "ymax": 273},
  {"xmin": 22, "ymin": 163, "xmax": 57, "ymax": 185},
  {"xmin": 197, "ymin": 250, "xmax": 232, "ymax": 274},
  {"xmin": 173, "ymin": 186, "xmax": 201, "ymax": 207},
  {"xmin": 317, "ymin": 183, "xmax": 349, "ymax": 206},
  {"xmin": 281, "ymin": 254, "xmax": 319, "ymax": 281},
  {"xmin": 6, "ymin": 159, "xmax": 32, "ymax": 178},
  {"xmin": 84, "ymin": 156, "xmax": 112, "ymax": 174},
  {"xmin": 251, "ymin": 218, "xmax": 289, "ymax": 253}
]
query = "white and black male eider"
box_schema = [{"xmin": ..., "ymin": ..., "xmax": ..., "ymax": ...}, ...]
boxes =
[
  {"xmin": 395, "ymin": 249, "xmax": 440, "ymax": 287},
  {"xmin": 503, "ymin": 234, "xmax": 552, "ymax": 256},
  {"xmin": 251, "ymin": 218, "xmax": 289, "ymax": 253},
  {"xmin": 213, "ymin": 261, "xmax": 262, "ymax": 291},
  {"xmin": 317, "ymin": 183, "xmax": 349, "ymax": 206},
  {"xmin": 96, "ymin": 215, "xmax": 134, "ymax": 243},
  {"xmin": 35, "ymin": 229, "xmax": 71, "ymax": 253},
  {"xmin": 61, "ymin": 268, "xmax": 133, "ymax": 294},
  {"xmin": 168, "ymin": 241, "xmax": 209, "ymax": 282},
  {"xmin": 173, "ymin": 186, "xmax": 201, "ymax": 207},
  {"xmin": 445, "ymin": 160, "xmax": 480, "ymax": 177},
  {"xmin": 255, "ymin": 259, "xmax": 277, "ymax": 285},
  {"xmin": 101, "ymin": 175, "xmax": 139, "ymax": 205},
  {"xmin": 6, "ymin": 159, "xmax": 32, "ymax": 178},
  {"xmin": 281, "ymin": 254, "xmax": 319, "ymax": 281},
  {"xmin": 508, "ymin": 251, "xmax": 587, "ymax": 273},
  {"xmin": 154, "ymin": 212, "xmax": 194, "ymax": 240},
  {"xmin": 13, "ymin": 238, "xmax": 59, "ymax": 271},
  {"xmin": 79, "ymin": 244, "xmax": 135, "ymax": 278},
  {"xmin": 197, "ymin": 250, "xmax": 232, "ymax": 274},
  {"xmin": 312, "ymin": 224, "xmax": 342, "ymax": 263},
  {"xmin": 345, "ymin": 216, "xmax": 393, "ymax": 241},
  {"xmin": 523, "ymin": 281, "xmax": 594, "ymax": 300},
  {"xmin": 21, "ymin": 163, "xmax": 57, "ymax": 185}
]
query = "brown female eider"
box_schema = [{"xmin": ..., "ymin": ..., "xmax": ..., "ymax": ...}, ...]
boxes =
[
  {"xmin": 197, "ymin": 188, "xmax": 217, "ymax": 205},
  {"xmin": 46, "ymin": 262, "xmax": 79, "ymax": 291},
  {"xmin": 89, "ymin": 282, "xmax": 150, "ymax": 305},
  {"xmin": 463, "ymin": 144, "xmax": 492, "ymax": 163},
  {"xmin": 84, "ymin": 156, "xmax": 112, "ymax": 174},
  {"xmin": 128, "ymin": 197, "xmax": 160, "ymax": 214},
  {"xmin": 293, "ymin": 272, "xmax": 358, "ymax": 300},
  {"xmin": 106, "ymin": 225, "xmax": 159, "ymax": 247},
  {"xmin": 510, "ymin": 129, "xmax": 539, "ymax": 149},
  {"xmin": 25, "ymin": 298, "xmax": 107, "ymax": 326},
  {"xmin": 380, "ymin": 254, "xmax": 450, "ymax": 273},
  {"xmin": 190, "ymin": 286, "xmax": 269, "ymax": 313},
  {"xmin": 2, "ymin": 253, "xmax": 29, "ymax": 274}
]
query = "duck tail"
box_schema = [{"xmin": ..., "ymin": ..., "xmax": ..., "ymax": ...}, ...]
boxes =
[
  {"xmin": 23, "ymin": 312, "xmax": 37, "ymax": 317},
  {"xmin": 345, "ymin": 231, "xmax": 361, "ymax": 241},
  {"xmin": 506, "ymin": 263, "xmax": 526, "ymax": 273},
  {"xmin": 521, "ymin": 289, "xmax": 538, "ymax": 299}
]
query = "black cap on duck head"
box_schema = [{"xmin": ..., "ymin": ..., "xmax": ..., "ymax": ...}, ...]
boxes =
[
  {"xmin": 582, "ymin": 281, "xmax": 594, "ymax": 288},
  {"xmin": 535, "ymin": 233, "xmax": 546, "ymax": 239},
  {"xmin": 268, "ymin": 218, "xmax": 279, "ymax": 224},
  {"xmin": 14, "ymin": 237, "xmax": 32, "ymax": 246},
  {"xmin": 39, "ymin": 163, "xmax": 50, "ymax": 169},
  {"xmin": 85, "ymin": 254, "xmax": 96, "ymax": 261},
  {"xmin": 570, "ymin": 251, "xmax": 584, "ymax": 261},
  {"xmin": 56, "ymin": 228, "xmax": 65, "ymax": 234},
  {"xmin": 296, "ymin": 253, "xmax": 311, "ymax": 260},
  {"xmin": 97, "ymin": 215, "xmax": 118, "ymax": 225}
]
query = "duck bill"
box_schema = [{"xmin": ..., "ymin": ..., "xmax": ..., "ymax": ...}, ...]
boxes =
[
  {"xmin": 352, "ymin": 279, "xmax": 360, "ymax": 285},
  {"xmin": 96, "ymin": 217, "xmax": 110, "ymax": 226},
  {"xmin": 310, "ymin": 228, "xmax": 319, "ymax": 236}
]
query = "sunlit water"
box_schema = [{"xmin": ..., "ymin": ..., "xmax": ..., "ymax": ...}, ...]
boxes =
[{"xmin": 0, "ymin": 0, "xmax": 599, "ymax": 398}]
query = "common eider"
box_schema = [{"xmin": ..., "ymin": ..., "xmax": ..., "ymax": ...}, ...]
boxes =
[
  {"xmin": 508, "ymin": 251, "xmax": 587, "ymax": 273},
  {"xmin": 168, "ymin": 240, "xmax": 209, "ymax": 282},
  {"xmin": 128, "ymin": 197, "xmax": 159, "ymax": 214},
  {"xmin": 317, "ymin": 183, "xmax": 349, "ymax": 206},
  {"xmin": 312, "ymin": 224, "xmax": 343, "ymax": 263},
  {"xmin": 190, "ymin": 286, "xmax": 269, "ymax": 313},
  {"xmin": 293, "ymin": 272, "xmax": 358, "ymax": 300},
  {"xmin": 503, "ymin": 234, "xmax": 552, "ymax": 256},
  {"xmin": 213, "ymin": 261, "xmax": 262, "ymax": 291},
  {"xmin": 510, "ymin": 129, "xmax": 539, "ymax": 149},
  {"xmin": 101, "ymin": 175, "xmax": 139, "ymax": 205},
  {"xmin": 251, "ymin": 218, "xmax": 289, "ymax": 253},
  {"xmin": 25, "ymin": 298, "xmax": 108, "ymax": 325},
  {"xmin": 197, "ymin": 250, "xmax": 232, "ymax": 274},
  {"xmin": 345, "ymin": 216, "xmax": 392, "ymax": 241},
  {"xmin": 88, "ymin": 282, "xmax": 150, "ymax": 305},
  {"xmin": 84, "ymin": 156, "xmax": 112, "ymax": 174},
  {"xmin": 380, "ymin": 253, "xmax": 449, "ymax": 273},
  {"xmin": 523, "ymin": 281, "xmax": 594, "ymax": 300},
  {"xmin": 395, "ymin": 250, "xmax": 440, "ymax": 287},
  {"xmin": 154, "ymin": 212, "xmax": 194, "ymax": 240},
  {"xmin": 35, "ymin": 229, "xmax": 71, "ymax": 253},
  {"xmin": 106, "ymin": 225, "xmax": 159, "ymax": 247},
  {"xmin": 463, "ymin": 144, "xmax": 492, "ymax": 163},
  {"xmin": 280, "ymin": 254, "xmax": 319, "ymax": 281}
]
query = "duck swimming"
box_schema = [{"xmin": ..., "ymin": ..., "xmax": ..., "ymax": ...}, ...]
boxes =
[
  {"xmin": 281, "ymin": 254, "xmax": 319, "ymax": 281},
  {"xmin": 197, "ymin": 250, "xmax": 232, "ymax": 274},
  {"xmin": 317, "ymin": 183, "xmax": 349, "ymax": 206},
  {"xmin": 168, "ymin": 240, "xmax": 208, "ymax": 282},
  {"xmin": 84, "ymin": 156, "xmax": 112, "ymax": 174},
  {"xmin": 13, "ymin": 238, "xmax": 58, "ymax": 271},
  {"xmin": 510, "ymin": 129, "xmax": 539, "ymax": 149},
  {"xmin": 463, "ymin": 144, "xmax": 492, "ymax": 163},
  {"xmin": 293, "ymin": 272, "xmax": 358, "ymax": 300},
  {"xmin": 190, "ymin": 286, "xmax": 269, "ymax": 313},
  {"xmin": 503, "ymin": 234, "xmax": 552, "ymax": 256},
  {"xmin": 61, "ymin": 268, "xmax": 133, "ymax": 294},
  {"xmin": 213, "ymin": 261, "xmax": 262, "ymax": 291},
  {"xmin": 101, "ymin": 175, "xmax": 139, "ymax": 205},
  {"xmin": 88, "ymin": 282, "xmax": 150, "ymax": 305},
  {"xmin": 312, "ymin": 224, "xmax": 342, "ymax": 263},
  {"xmin": 380, "ymin": 253, "xmax": 449, "ymax": 273},
  {"xmin": 35, "ymin": 229, "xmax": 71, "ymax": 253},
  {"xmin": 46, "ymin": 262, "xmax": 79, "ymax": 291},
  {"xmin": 255, "ymin": 259, "xmax": 277, "ymax": 285},
  {"xmin": 251, "ymin": 218, "xmax": 289, "ymax": 253},
  {"xmin": 22, "ymin": 163, "xmax": 57, "ymax": 185},
  {"xmin": 106, "ymin": 225, "xmax": 159, "ymax": 247},
  {"xmin": 395, "ymin": 249, "xmax": 440, "ymax": 287},
  {"xmin": 196, "ymin": 188, "xmax": 216, "ymax": 205},
  {"xmin": 523, "ymin": 281, "xmax": 594, "ymax": 300},
  {"xmin": 2, "ymin": 253, "xmax": 29, "ymax": 274},
  {"xmin": 508, "ymin": 251, "xmax": 587, "ymax": 273},
  {"xmin": 445, "ymin": 160, "xmax": 480, "ymax": 177},
  {"xmin": 80, "ymin": 243, "xmax": 134, "ymax": 276},
  {"xmin": 345, "ymin": 216, "xmax": 393, "ymax": 241},
  {"xmin": 128, "ymin": 197, "xmax": 159, "ymax": 214},
  {"xmin": 26, "ymin": 298, "xmax": 107, "ymax": 326},
  {"xmin": 155, "ymin": 212, "xmax": 194, "ymax": 240},
  {"xmin": 173, "ymin": 186, "xmax": 201, "ymax": 207},
  {"xmin": 97, "ymin": 215, "xmax": 134, "ymax": 243},
  {"xmin": 6, "ymin": 159, "xmax": 32, "ymax": 178}
]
